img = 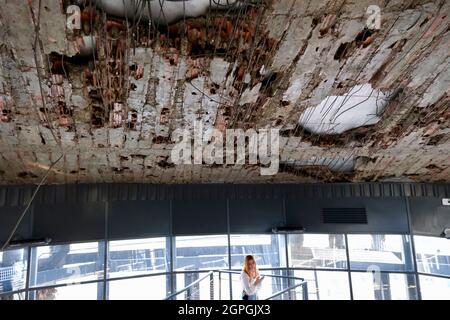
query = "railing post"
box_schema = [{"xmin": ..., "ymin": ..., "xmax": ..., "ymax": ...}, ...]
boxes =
[
  {"xmin": 218, "ymin": 271, "xmax": 222, "ymax": 300},
  {"xmin": 210, "ymin": 272, "xmax": 214, "ymax": 300},
  {"xmin": 302, "ymin": 282, "xmax": 308, "ymax": 300},
  {"xmin": 287, "ymin": 270, "xmax": 293, "ymax": 300},
  {"xmin": 186, "ymin": 287, "xmax": 191, "ymax": 300},
  {"xmin": 229, "ymin": 273, "xmax": 233, "ymax": 300}
]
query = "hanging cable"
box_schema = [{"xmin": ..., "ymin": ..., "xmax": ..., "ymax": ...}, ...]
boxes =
[{"xmin": 0, "ymin": 154, "xmax": 64, "ymax": 251}]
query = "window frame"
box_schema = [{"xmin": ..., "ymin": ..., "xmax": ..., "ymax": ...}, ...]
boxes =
[{"xmin": 1, "ymin": 233, "xmax": 448, "ymax": 300}]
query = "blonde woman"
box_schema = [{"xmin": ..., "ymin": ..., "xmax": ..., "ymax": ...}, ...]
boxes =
[{"xmin": 240, "ymin": 255, "xmax": 264, "ymax": 300}]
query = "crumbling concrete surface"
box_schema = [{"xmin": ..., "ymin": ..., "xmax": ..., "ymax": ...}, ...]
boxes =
[{"xmin": 0, "ymin": 0, "xmax": 448, "ymax": 184}]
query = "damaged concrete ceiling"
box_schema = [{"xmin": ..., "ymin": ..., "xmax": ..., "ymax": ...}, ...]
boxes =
[{"xmin": 0, "ymin": 0, "xmax": 449, "ymax": 184}]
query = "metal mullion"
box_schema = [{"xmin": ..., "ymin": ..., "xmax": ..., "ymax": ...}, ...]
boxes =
[
  {"xmin": 288, "ymin": 266, "xmax": 416, "ymax": 275},
  {"xmin": 169, "ymin": 200, "xmax": 175, "ymax": 296},
  {"xmin": 24, "ymin": 203, "xmax": 35, "ymax": 300},
  {"xmin": 284, "ymin": 233, "xmax": 293, "ymax": 299},
  {"xmin": 172, "ymin": 270, "xmax": 208, "ymax": 275},
  {"xmin": 282, "ymin": 198, "xmax": 293, "ymax": 299},
  {"xmin": 349, "ymin": 269, "xmax": 417, "ymax": 275},
  {"xmin": 344, "ymin": 234, "xmax": 354, "ymax": 300},
  {"xmin": 289, "ymin": 267, "xmax": 344, "ymax": 272},
  {"xmin": 106, "ymin": 271, "xmax": 171, "ymax": 282},
  {"xmin": 102, "ymin": 240, "xmax": 108, "ymax": 300},
  {"xmin": 170, "ymin": 236, "xmax": 176, "ymax": 296},
  {"xmin": 230, "ymin": 266, "xmax": 298, "ymax": 272},
  {"xmin": 227, "ymin": 199, "xmax": 232, "ymax": 300},
  {"xmin": 417, "ymin": 272, "xmax": 450, "ymax": 280},
  {"xmin": 24, "ymin": 245, "xmax": 32, "ymax": 300},
  {"xmin": 103, "ymin": 201, "xmax": 109, "ymax": 300},
  {"xmin": 406, "ymin": 198, "xmax": 422, "ymax": 300}
]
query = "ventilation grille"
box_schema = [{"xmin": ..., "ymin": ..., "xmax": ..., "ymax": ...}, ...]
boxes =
[{"xmin": 322, "ymin": 208, "xmax": 367, "ymax": 224}]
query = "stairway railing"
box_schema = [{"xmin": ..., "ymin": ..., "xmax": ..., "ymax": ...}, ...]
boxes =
[
  {"xmin": 165, "ymin": 270, "xmax": 308, "ymax": 300},
  {"xmin": 265, "ymin": 281, "xmax": 308, "ymax": 300},
  {"xmin": 165, "ymin": 271, "xmax": 214, "ymax": 300}
]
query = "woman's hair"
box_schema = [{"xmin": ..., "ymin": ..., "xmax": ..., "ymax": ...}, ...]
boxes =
[{"xmin": 242, "ymin": 255, "xmax": 259, "ymax": 278}]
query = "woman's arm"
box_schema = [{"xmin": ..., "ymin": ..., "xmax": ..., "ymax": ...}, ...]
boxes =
[
  {"xmin": 241, "ymin": 272, "xmax": 258, "ymax": 296},
  {"xmin": 255, "ymin": 276, "xmax": 263, "ymax": 289}
]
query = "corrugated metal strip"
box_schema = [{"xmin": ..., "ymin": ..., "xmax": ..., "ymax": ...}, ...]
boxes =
[
  {"xmin": 110, "ymin": 184, "xmax": 119, "ymax": 201},
  {"xmin": 64, "ymin": 184, "xmax": 74, "ymax": 203},
  {"xmin": 55, "ymin": 186, "xmax": 65, "ymax": 204},
  {"xmin": 99, "ymin": 184, "xmax": 109, "ymax": 202},
  {"xmin": 129, "ymin": 184, "xmax": 138, "ymax": 201},
  {"xmin": 87, "ymin": 185, "xmax": 98, "ymax": 202},
  {"xmin": 7, "ymin": 186, "xmax": 19, "ymax": 206},
  {"xmin": 42, "ymin": 186, "xmax": 54, "ymax": 204},
  {"xmin": 403, "ymin": 184, "xmax": 412, "ymax": 197},
  {"xmin": 0, "ymin": 188, "xmax": 6, "ymax": 206},
  {"xmin": 136, "ymin": 184, "xmax": 145, "ymax": 200},
  {"xmin": 146, "ymin": 184, "xmax": 156, "ymax": 200},
  {"xmin": 21, "ymin": 187, "xmax": 33, "ymax": 205},
  {"xmin": 0, "ymin": 183, "xmax": 449, "ymax": 206}
]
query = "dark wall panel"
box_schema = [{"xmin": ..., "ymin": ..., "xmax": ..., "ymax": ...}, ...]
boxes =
[
  {"xmin": 108, "ymin": 200, "xmax": 170, "ymax": 240},
  {"xmin": 1, "ymin": 184, "xmax": 449, "ymax": 246},
  {"xmin": 0, "ymin": 183, "xmax": 444, "ymax": 206},
  {"xmin": 172, "ymin": 200, "xmax": 227, "ymax": 235},
  {"xmin": 33, "ymin": 203, "xmax": 105, "ymax": 243},
  {"xmin": 0, "ymin": 206, "xmax": 32, "ymax": 245},
  {"xmin": 229, "ymin": 199, "xmax": 284, "ymax": 233},
  {"xmin": 409, "ymin": 197, "xmax": 450, "ymax": 236},
  {"xmin": 286, "ymin": 197, "xmax": 409, "ymax": 233}
]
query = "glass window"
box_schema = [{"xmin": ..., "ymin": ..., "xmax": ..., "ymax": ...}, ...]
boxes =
[
  {"xmin": 347, "ymin": 234, "xmax": 413, "ymax": 272},
  {"xmin": 419, "ymin": 275, "xmax": 450, "ymax": 300},
  {"xmin": 288, "ymin": 234, "xmax": 347, "ymax": 269},
  {"xmin": 173, "ymin": 272, "xmax": 232, "ymax": 300},
  {"xmin": 294, "ymin": 270, "xmax": 351, "ymax": 300},
  {"xmin": 175, "ymin": 272, "xmax": 215, "ymax": 300},
  {"xmin": 230, "ymin": 234, "xmax": 286, "ymax": 269},
  {"xmin": 216, "ymin": 271, "xmax": 231, "ymax": 300},
  {"xmin": 414, "ymin": 236, "xmax": 450, "ymax": 277},
  {"xmin": 0, "ymin": 248, "xmax": 28, "ymax": 294},
  {"xmin": 29, "ymin": 242, "xmax": 105, "ymax": 287},
  {"xmin": 29, "ymin": 282, "xmax": 102, "ymax": 300},
  {"xmin": 108, "ymin": 237, "xmax": 169, "ymax": 279},
  {"xmin": 351, "ymin": 272, "xmax": 417, "ymax": 300},
  {"xmin": 108, "ymin": 275, "xmax": 169, "ymax": 300},
  {"xmin": 0, "ymin": 292, "xmax": 26, "ymax": 300},
  {"xmin": 175, "ymin": 235, "xmax": 228, "ymax": 271}
]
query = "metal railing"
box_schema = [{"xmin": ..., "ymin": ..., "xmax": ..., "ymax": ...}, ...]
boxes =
[
  {"xmin": 165, "ymin": 271, "xmax": 214, "ymax": 300},
  {"xmin": 166, "ymin": 270, "xmax": 308, "ymax": 300},
  {"xmin": 266, "ymin": 281, "xmax": 308, "ymax": 300},
  {"xmin": 1, "ymin": 267, "xmax": 309, "ymax": 300}
]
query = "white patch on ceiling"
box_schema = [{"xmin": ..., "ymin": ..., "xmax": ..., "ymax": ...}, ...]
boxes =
[
  {"xmin": 244, "ymin": 73, "xmax": 252, "ymax": 84},
  {"xmin": 83, "ymin": 0, "xmax": 241, "ymax": 25},
  {"xmin": 284, "ymin": 156, "xmax": 355, "ymax": 172},
  {"xmin": 282, "ymin": 79, "xmax": 302, "ymax": 104},
  {"xmin": 239, "ymin": 83, "xmax": 262, "ymax": 106},
  {"xmin": 298, "ymin": 83, "xmax": 391, "ymax": 135},
  {"xmin": 209, "ymin": 58, "xmax": 229, "ymax": 85}
]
